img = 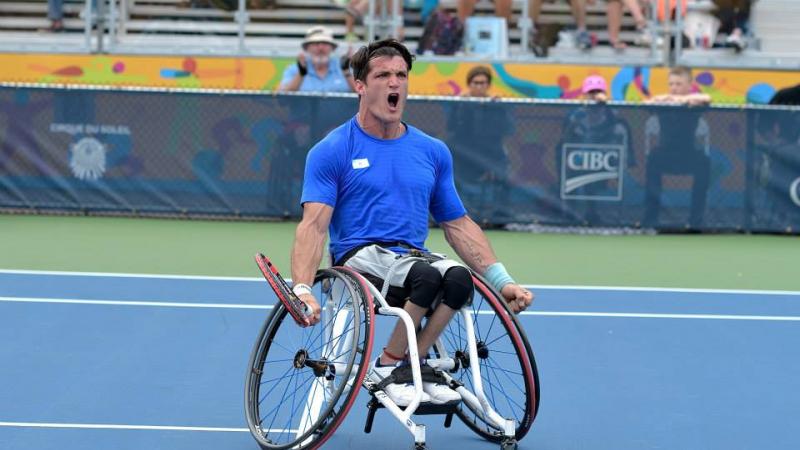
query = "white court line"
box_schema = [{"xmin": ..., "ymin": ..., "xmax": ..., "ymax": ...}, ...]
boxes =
[
  {"xmin": 1, "ymin": 268, "xmax": 798, "ymax": 296},
  {"xmin": 0, "ymin": 421, "xmax": 293, "ymax": 433},
  {"xmin": 0, "ymin": 268, "xmax": 259, "ymax": 282},
  {"xmin": 510, "ymin": 311, "xmax": 800, "ymax": 322},
  {"xmin": 525, "ymin": 284, "xmax": 800, "ymax": 297},
  {"xmin": 2, "ymin": 296, "xmax": 798, "ymax": 321},
  {"xmin": 0, "ymin": 296, "xmax": 271, "ymax": 310}
]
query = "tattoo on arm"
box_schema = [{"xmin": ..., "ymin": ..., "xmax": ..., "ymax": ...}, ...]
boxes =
[{"xmin": 443, "ymin": 216, "xmax": 496, "ymax": 274}]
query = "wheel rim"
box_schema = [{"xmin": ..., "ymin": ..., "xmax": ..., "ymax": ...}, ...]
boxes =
[
  {"xmin": 245, "ymin": 269, "xmax": 373, "ymax": 450},
  {"xmin": 440, "ymin": 276, "xmax": 539, "ymax": 441}
]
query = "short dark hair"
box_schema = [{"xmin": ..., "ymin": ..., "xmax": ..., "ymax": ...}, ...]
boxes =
[
  {"xmin": 669, "ymin": 66, "xmax": 692, "ymax": 80},
  {"xmin": 349, "ymin": 39, "xmax": 414, "ymax": 82},
  {"xmin": 467, "ymin": 66, "xmax": 492, "ymax": 85}
]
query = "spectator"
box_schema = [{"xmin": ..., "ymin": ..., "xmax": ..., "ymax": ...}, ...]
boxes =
[
  {"xmin": 461, "ymin": 65, "xmax": 494, "ymax": 98},
  {"xmin": 527, "ymin": 0, "xmax": 593, "ymax": 56},
  {"xmin": 345, "ymin": 0, "xmax": 405, "ymax": 42},
  {"xmin": 606, "ymin": 0, "xmax": 651, "ymax": 50},
  {"xmin": 458, "ymin": 0, "xmax": 512, "ymax": 23},
  {"xmin": 268, "ymin": 121, "xmax": 312, "ymax": 217},
  {"xmin": 642, "ymin": 66, "xmax": 712, "ymax": 229},
  {"xmin": 448, "ymin": 66, "xmax": 513, "ymax": 222},
  {"xmin": 41, "ymin": 0, "xmax": 64, "ymax": 32},
  {"xmin": 712, "ymin": 0, "xmax": 752, "ymax": 51},
  {"xmin": 557, "ymin": 75, "xmax": 633, "ymax": 224},
  {"xmin": 754, "ymin": 109, "xmax": 800, "ymax": 226},
  {"xmin": 770, "ymin": 83, "xmax": 800, "ymax": 106},
  {"xmin": 278, "ymin": 26, "xmax": 356, "ymax": 93}
]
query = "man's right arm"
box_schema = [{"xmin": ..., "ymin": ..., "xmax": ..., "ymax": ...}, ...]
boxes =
[
  {"xmin": 278, "ymin": 52, "xmax": 307, "ymax": 92},
  {"xmin": 290, "ymin": 202, "xmax": 333, "ymax": 325}
]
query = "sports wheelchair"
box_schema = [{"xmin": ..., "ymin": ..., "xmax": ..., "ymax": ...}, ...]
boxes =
[{"xmin": 245, "ymin": 254, "xmax": 540, "ymax": 450}]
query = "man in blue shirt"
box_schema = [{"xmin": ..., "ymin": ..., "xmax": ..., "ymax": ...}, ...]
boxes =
[
  {"xmin": 289, "ymin": 39, "xmax": 533, "ymax": 407},
  {"xmin": 279, "ymin": 26, "xmax": 355, "ymax": 93}
]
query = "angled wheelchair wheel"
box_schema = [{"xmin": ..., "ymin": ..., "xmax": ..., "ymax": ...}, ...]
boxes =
[
  {"xmin": 438, "ymin": 274, "xmax": 540, "ymax": 442},
  {"xmin": 245, "ymin": 268, "xmax": 375, "ymax": 450}
]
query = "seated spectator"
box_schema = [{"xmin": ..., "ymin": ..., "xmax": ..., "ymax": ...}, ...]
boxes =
[
  {"xmin": 345, "ymin": 0, "xmax": 405, "ymax": 42},
  {"xmin": 606, "ymin": 0, "xmax": 651, "ymax": 50},
  {"xmin": 557, "ymin": 75, "xmax": 633, "ymax": 224},
  {"xmin": 527, "ymin": 0, "xmax": 593, "ymax": 57},
  {"xmin": 770, "ymin": 84, "xmax": 800, "ymax": 106},
  {"xmin": 642, "ymin": 66, "xmax": 712, "ymax": 229},
  {"xmin": 458, "ymin": 0, "xmax": 512, "ymax": 23},
  {"xmin": 754, "ymin": 109, "xmax": 800, "ymax": 226},
  {"xmin": 461, "ymin": 66, "xmax": 495, "ymax": 98},
  {"xmin": 447, "ymin": 66, "xmax": 514, "ymax": 222},
  {"xmin": 712, "ymin": 0, "xmax": 752, "ymax": 51},
  {"xmin": 41, "ymin": 0, "xmax": 64, "ymax": 32},
  {"xmin": 278, "ymin": 26, "xmax": 356, "ymax": 93}
]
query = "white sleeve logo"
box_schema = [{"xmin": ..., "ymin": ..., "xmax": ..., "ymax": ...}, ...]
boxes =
[{"xmin": 352, "ymin": 158, "xmax": 370, "ymax": 169}]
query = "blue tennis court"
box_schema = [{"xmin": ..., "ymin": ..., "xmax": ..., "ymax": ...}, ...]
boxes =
[{"xmin": 1, "ymin": 270, "xmax": 799, "ymax": 450}]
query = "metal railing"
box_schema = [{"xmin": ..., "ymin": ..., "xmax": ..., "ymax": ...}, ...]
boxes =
[{"xmin": 10, "ymin": 0, "xmax": 797, "ymax": 69}]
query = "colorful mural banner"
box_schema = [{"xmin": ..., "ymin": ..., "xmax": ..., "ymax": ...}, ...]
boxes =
[{"xmin": 0, "ymin": 53, "xmax": 797, "ymax": 104}]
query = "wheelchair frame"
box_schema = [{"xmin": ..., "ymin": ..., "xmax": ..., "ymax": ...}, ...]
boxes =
[{"xmin": 245, "ymin": 258, "xmax": 538, "ymax": 450}]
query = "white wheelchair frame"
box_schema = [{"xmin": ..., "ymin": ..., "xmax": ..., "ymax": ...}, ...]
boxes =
[
  {"xmin": 339, "ymin": 260, "xmax": 518, "ymax": 450},
  {"xmin": 246, "ymin": 258, "xmax": 533, "ymax": 450}
]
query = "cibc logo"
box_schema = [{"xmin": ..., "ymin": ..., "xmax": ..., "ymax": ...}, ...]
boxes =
[
  {"xmin": 561, "ymin": 143, "xmax": 625, "ymax": 201},
  {"xmin": 791, "ymin": 177, "xmax": 800, "ymax": 208}
]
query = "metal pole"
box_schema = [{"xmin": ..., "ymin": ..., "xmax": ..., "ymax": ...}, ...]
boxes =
[
  {"xmin": 520, "ymin": 0, "xmax": 531, "ymax": 55},
  {"xmin": 95, "ymin": 0, "xmax": 107, "ymax": 53},
  {"xmin": 391, "ymin": 0, "xmax": 401, "ymax": 39},
  {"xmin": 108, "ymin": 0, "xmax": 117, "ymax": 51},
  {"xmin": 662, "ymin": 0, "xmax": 670, "ymax": 65},
  {"xmin": 648, "ymin": 0, "xmax": 656, "ymax": 58},
  {"xmin": 675, "ymin": 0, "xmax": 684, "ymax": 64},
  {"xmin": 380, "ymin": 0, "xmax": 388, "ymax": 39},
  {"xmin": 367, "ymin": 0, "xmax": 376, "ymax": 42},
  {"xmin": 236, "ymin": 0, "xmax": 248, "ymax": 54},
  {"xmin": 744, "ymin": 108, "xmax": 755, "ymax": 230},
  {"xmin": 83, "ymin": 0, "xmax": 93, "ymax": 52},
  {"xmin": 119, "ymin": 0, "xmax": 129, "ymax": 36}
]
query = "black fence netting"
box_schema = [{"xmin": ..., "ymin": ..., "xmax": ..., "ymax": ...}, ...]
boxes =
[{"xmin": 1, "ymin": 85, "xmax": 798, "ymax": 233}]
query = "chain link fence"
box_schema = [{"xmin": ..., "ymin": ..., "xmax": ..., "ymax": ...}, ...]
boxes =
[{"xmin": 1, "ymin": 85, "xmax": 798, "ymax": 232}]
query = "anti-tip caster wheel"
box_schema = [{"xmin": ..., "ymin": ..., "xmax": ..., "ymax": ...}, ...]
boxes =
[
  {"xmin": 500, "ymin": 438, "xmax": 518, "ymax": 450},
  {"xmin": 414, "ymin": 443, "xmax": 427, "ymax": 450}
]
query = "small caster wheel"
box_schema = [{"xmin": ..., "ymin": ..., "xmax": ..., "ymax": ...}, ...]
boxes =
[
  {"xmin": 501, "ymin": 438, "xmax": 518, "ymax": 450},
  {"xmin": 414, "ymin": 443, "xmax": 427, "ymax": 450}
]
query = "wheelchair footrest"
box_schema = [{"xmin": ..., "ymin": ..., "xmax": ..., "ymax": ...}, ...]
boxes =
[{"xmin": 363, "ymin": 389, "xmax": 459, "ymax": 434}]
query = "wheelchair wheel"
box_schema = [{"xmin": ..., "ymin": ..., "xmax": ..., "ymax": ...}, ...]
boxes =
[
  {"xmin": 438, "ymin": 274, "xmax": 540, "ymax": 442},
  {"xmin": 245, "ymin": 268, "xmax": 375, "ymax": 450}
]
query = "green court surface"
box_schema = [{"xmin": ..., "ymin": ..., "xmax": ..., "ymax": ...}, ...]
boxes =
[{"xmin": 1, "ymin": 214, "xmax": 798, "ymax": 290}]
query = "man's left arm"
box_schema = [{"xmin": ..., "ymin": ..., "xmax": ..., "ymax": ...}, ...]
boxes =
[{"xmin": 440, "ymin": 215, "xmax": 534, "ymax": 313}]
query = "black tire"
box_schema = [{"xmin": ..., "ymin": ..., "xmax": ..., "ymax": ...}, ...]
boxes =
[
  {"xmin": 437, "ymin": 273, "xmax": 540, "ymax": 442},
  {"xmin": 245, "ymin": 268, "xmax": 375, "ymax": 450}
]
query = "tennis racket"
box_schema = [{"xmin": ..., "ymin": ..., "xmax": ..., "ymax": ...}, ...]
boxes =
[{"xmin": 254, "ymin": 253, "xmax": 311, "ymax": 327}]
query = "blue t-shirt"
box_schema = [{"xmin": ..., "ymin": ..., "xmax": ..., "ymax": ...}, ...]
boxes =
[
  {"xmin": 301, "ymin": 116, "xmax": 467, "ymax": 263},
  {"xmin": 280, "ymin": 56, "xmax": 351, "ymax": 93}
]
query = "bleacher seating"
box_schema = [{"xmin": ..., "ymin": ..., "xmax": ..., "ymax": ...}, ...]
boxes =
[
  {"xmin": 0, "ymin": 0, "xmax": 797, "ymax": 68},
  {"xmin": 0, "ymin": 0, "xmax": 657, "ymax": 63}
]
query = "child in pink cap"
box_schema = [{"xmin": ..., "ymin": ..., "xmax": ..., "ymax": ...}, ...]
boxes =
[{"xmin": 581, "ymin": 75, "xmax": 608, "ymax": 103}]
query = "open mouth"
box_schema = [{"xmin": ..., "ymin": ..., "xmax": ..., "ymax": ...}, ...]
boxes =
[{"xmin": 387, "ymin": 93, "xmax": 399, "ymax": 108}]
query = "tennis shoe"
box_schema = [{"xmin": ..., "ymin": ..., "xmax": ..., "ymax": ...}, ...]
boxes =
[
  {"xmin": 421, "ymin": 366, "xmax": 461, "ymax": 405},
  {"xmin": 368, "ymin": 358, "xmax": 431, "ymax": 407}
]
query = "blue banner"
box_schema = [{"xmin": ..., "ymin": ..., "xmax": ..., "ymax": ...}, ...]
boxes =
[{"xmin": 1, "ymin": 86, "xmax": 798, "ymax": 233}]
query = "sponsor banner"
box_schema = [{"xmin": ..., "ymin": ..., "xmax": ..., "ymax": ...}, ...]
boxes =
[
  {"xmin": 0, "ymin": 86, "xmax": 798, "ymax": 232},
  {"xmin": 561, "ymin": 143, "xmax": 624, "ymax": 201}
]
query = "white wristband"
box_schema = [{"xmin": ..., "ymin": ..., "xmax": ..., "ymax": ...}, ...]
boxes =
[{"xmin": 292, "ymin": 283, "xmax": 312, "ymax": 297}]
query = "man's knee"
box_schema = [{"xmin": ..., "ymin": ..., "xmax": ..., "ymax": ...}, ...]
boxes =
[
  {"xmin": 441, "ymin": 266, "xmax": 473, "ymax": 310},
  {"xmin": 405, "ymin": 262, "xmax": 443, "ymax": 309}
]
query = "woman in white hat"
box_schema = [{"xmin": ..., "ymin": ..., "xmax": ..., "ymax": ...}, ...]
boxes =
[{"xmin": 279, "ymin": 26, "xmax": 356, "ymax": 93}]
